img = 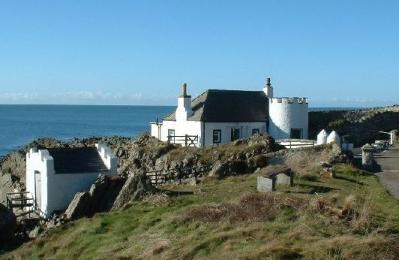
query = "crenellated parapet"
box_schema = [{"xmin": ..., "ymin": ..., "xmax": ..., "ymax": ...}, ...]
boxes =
[
  {"xmin": 269, "ymin": 97, "xmax": 308, "ymax": 105},
  {"xmin": 96, "ymin": 143, "xmax": 118, "ymax": 174}
]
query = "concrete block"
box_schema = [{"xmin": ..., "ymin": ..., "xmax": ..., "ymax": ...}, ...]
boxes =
[{"xmin": 257, "ymin": 176, "xmax": 275, "ymax": 192}]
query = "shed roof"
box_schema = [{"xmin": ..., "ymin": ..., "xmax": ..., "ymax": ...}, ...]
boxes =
[
  {"xmin": 47, "ymin": 147, "xmax": 108, "ymax": 174},
  {"xmin": 262, "ymin": 166, "xmax": 291, "ymax": 178},
  {"xmin": 164, "ymin": 89, "xmax": 269, "ymax": 122}
]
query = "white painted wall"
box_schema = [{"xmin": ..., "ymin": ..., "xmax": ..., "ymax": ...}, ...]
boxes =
[
  {"xmin": 150, "ymin": 122, "xmax": 162, "ymax": 139},
  {"xmin": 151, "ymin": 120, "xmax": 203, "ymax": 146},
  {"xmin": 26, "ymin": 144, "xmax": 117, "ymax": 218},
  {"xmin": 26, "ymin": 148, "xmax": 52, "ymax": 217},
  {"xmin": 151, "ymin": 121, "xmax": 268, "ymax": 147},
  {"xmin": 203, "ymin": 122, "xmax": 267, "ymax": 146},
  {"xmin": 96, "ymin": 143, "xmax": 118, "ymax": 175},
  {"xmin": 268, "ymin": 97, "xmax": 309, "ymax": 140},
  {"xmin": 176, "ymin": 96, "xmax": 193, "ymax": 121}
]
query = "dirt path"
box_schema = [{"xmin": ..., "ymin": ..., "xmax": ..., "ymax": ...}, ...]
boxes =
[{"xmin": 375, "ymin": 145, "xmax": 399, "ymax": 199}]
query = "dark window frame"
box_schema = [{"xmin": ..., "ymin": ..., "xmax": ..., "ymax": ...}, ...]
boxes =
[
  {"xmin": 231, "ymin": 128, "xmax": 240, "ymax": 141},
  {"xmin": 252, "ymin": 128, "xmax": 260, "ymax": 135},
  {"xmin": 213, "ymin": 129, "xmax": 222, "ymax": 144},
  {"xmin": 168, "ymin": 129, "xmax": 176, "ymax": 143}
]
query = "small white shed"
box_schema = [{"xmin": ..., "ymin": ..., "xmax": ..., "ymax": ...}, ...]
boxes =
[
  {"xmin": 25, "ymin": 144, "xmax": 117, "ymax": 218},
  {"xmin": 327, "ymin": 131, "xmax": 341, "ymax": 146},
  {"xmin": 317, "ymin": 129, "xmax": 328, "ymax": 145}
]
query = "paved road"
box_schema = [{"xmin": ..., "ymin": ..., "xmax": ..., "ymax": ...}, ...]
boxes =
[{"xmin": 374, "ymin": 145, "xmax": 399, "ymax": 199}]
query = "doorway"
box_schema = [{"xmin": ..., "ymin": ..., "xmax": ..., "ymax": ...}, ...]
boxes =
[
  {"xmin": 34, "ymin": 171, "xmax": 41, "ymax": 210},
  {"xmin": 290, "ymin": 128, "xmax": 303, "ymax": 139}
]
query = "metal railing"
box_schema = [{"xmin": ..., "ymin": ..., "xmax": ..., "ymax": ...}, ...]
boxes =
[{"xmin": 276, "ymin": 139, "xmax": 316, "ymax": 149}]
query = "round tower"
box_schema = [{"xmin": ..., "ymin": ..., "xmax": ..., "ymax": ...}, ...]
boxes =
[{"xmin": 268, "ymin": 97, "xmax": 309, "ymax": 140}]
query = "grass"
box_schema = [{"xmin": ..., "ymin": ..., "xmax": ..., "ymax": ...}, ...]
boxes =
[{"xmin": 3, "ymin": 164, "xmax": 399, "ymax": 260}]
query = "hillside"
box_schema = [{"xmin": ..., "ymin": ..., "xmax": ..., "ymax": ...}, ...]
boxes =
[
  {"xmin": 309, "ymin": 105, "xmax": 399, "ymax": 145},
  {"xmin": 3, "ymin": 163, "xmax": 399, "ymax": 259}
]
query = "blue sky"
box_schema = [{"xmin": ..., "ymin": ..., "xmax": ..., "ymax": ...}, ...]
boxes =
[{"xmin": 0, "ymin": 0, "xmax": 398, "ymax": 107}]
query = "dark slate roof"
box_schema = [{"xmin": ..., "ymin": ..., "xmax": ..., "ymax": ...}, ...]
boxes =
[
  {"xmin": 47, "ymin": 147, "xmax": 108, "ymax": 174},
  {"xmin": 164, "ymin": 90, "xmax": 269, "ymax": 122}
]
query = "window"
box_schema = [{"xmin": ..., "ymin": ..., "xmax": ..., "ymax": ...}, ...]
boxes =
[
  {"xmin": 168, "ymin": 129, "xmax": 175, "ymax": 143},
  {"xmin": 213, "ymin": 129, "xmax": 222, "ymax": 144},
  {"xmin": 252, "ymin": 129, "xmax": 260, "ymax": 135},
  {"xmin": 231, "ymin": 128, "xmax": 240, "ymax": 141},
  {"xmin": 290, "ymin": 128, "xmax": 303, "ymax": 139}
]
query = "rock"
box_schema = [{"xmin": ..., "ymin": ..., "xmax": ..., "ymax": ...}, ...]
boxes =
[
  {"xmin": 112, "ymin": 171, "xmax": 155, "ymax": 210},
  {"xmin": 64, "ymin": 175, "xmax": 125, "ymax": 220},
  {"xmin": 252, "ymin": 155, "xmax": 268, "ymax": 168},
  {"xmin": 0, "ymin": 172, "xmax": 14, "ymax": 204},
  {"xmin": 189, "ymin": 178, "xmax": 199, "ymax": 186},
  {"xmin": 90, "ymin": 175, "xmax": 125, "ymax": 213},
  {"xmin": 0, "ymin": 203, "xmax": 16, "ymax": 245},
  {"xmin": 64, "ymin": 192, "xmax": 91, "ymax": 220},
  {"xmin": 233, "ymin": 139, "xmax": 243, "ymax": 146},
  {"xmin": 208, "ymin": 161, "xmax": 224, "ymax": 177},
  {"xmin": 208, "ymin": 159, "xmax": 248, "ymax": 178},
  {"xmin": 28, "ymin": 225, "xmax": 43, "ymax": 239}
]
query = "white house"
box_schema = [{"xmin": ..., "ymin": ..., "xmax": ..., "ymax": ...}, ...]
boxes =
[
  {"xmin": 150, "ymin": 78, "xmax": 309, "ymax": 146},
  {"xmin": 26, "ymin": 144, "xmax": 117, "ymax": 218}
]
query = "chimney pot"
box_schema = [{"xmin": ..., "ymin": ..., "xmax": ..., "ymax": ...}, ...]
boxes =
[
  {"xmin": 181, "ymin": 83, "xmax": 188, "ymax": 97},
  {"xmin": 266, "ymin": 78, "xmax": 271, "ymax": 86}
]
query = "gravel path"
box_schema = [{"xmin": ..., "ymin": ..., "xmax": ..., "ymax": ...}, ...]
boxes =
[{"xmin": 375, "ymin": 145, "xmax": 399, "ymax": 199}]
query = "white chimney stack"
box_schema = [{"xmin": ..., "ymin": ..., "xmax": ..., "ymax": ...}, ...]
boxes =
[
  {"xmin": 176, "ymin": 83, "xmax": 193, "ymax": 121},
  {"xmin": 263, "ymin": 77, "xmax": 274, "ymax": 98}
]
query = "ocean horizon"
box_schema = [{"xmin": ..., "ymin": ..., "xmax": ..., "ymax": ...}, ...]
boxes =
[{"xmin": 0, "ymin": 104, "xmax": 363, "ymax": 156}]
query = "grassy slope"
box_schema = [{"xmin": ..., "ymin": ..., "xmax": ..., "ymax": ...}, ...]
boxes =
[{"xmin": 4, "ymin": 164, "xmax": 399, "ymax": 260}]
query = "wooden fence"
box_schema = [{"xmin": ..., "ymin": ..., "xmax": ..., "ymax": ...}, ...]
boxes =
[{"xmin": 167, "ymin": 135, "xmax": 199, "ymax": 147}]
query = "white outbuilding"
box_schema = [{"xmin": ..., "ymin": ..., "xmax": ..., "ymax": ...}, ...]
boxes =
[
  {"xmin": 25, "ymin": 144, "xmax": 117, "ymax": 218},
  {"xmin": 327, "ymin": 131, "xmax": 341, "ymax": 146},
  {"xmin": 150, "ymin": 78, "xmax": 309, "ymax": 146},
  {"xmin": 317, "ymin": 129, "xmax": 328, "ymax": 145}
]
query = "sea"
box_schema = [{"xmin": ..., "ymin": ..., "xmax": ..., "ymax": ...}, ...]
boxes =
[
  {"xmin": 0, "ymin": 105, "xmax": 359, "ymax": 156},
  {"xmin": 0, "ymin": 105, "xmax": 174, "ymax": 156}
]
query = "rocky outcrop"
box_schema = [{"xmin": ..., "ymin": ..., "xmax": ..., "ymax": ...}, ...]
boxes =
[
  {"xmin": 64, "ymin": 174, "xmax": 125, "ymax": 220},
  {"xmin": 112, "ymin": 171, "xmax": 156, "ymax": 210},
  {"xmin": 64, "ymin": 192, "xmax": 92, "ymax": 220},
  {"xmin": 266, "ymin": 144, "xmax": 345, "ymax": 177},
  {"xmin": 0, "ymin": 203, "xmax": 16, "ymax": 248},
  {"xmin": 0, "ymin": 172, "xmax": 14, "ymax": 205}
]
